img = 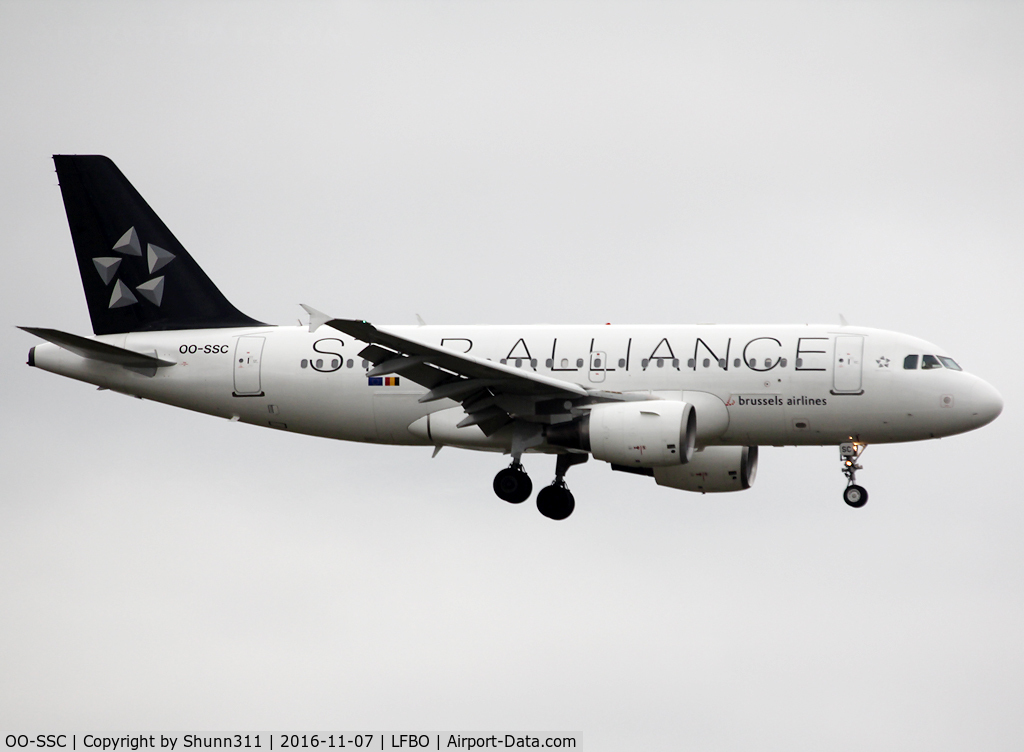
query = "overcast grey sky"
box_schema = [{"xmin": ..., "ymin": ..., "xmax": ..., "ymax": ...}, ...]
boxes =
[{"xmin": 2, "ymin": 1, "xmax": 1022, "ymax": 749}]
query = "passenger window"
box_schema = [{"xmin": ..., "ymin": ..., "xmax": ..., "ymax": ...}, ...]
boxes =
[
  {"xmin": 922, "ymin": 355, "xmax": 941, "ymax": 370},
  {"xmin": 618, "ymin": 358, "xmax": 625, "ymax": 368},
  {"xmin": 938, "ymin": 356, "xmax": 962, "ymax": 371},
  {"xmin": 903, "ymin": 355, "xmax": 918, "ymax": 370}
]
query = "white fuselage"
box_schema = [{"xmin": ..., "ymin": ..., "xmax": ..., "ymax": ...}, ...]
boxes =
[{"xmin": 29, "ymin": 323, "xmax": 1003, "ymax": 452}]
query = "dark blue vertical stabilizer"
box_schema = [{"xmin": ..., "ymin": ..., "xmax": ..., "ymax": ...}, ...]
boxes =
[{"xmin": 54, "ymin": 155, "xmax": 266, "ymax": 335}]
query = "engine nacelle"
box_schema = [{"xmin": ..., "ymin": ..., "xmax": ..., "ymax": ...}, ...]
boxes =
[
  {"xmin": 548, "ymin": 400, "xmax": 696, "ymax": 468},
  {"xmin": 653, "ymin": 445, "xmax": 758, "ymax": 493}
]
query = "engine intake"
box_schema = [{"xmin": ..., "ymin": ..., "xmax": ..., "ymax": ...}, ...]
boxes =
[{"xmin": 547, "ymin": 401, "xmax": 696, "ymax": 468}]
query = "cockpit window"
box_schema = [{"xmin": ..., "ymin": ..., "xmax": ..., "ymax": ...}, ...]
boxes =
[
  {"xmin": 938, "ymin": 356, "xmax": 962, "ymax": 371},
  {"xmin": 922, "ymin": 354, "xmax": 942, "ymax": 370},
  {"xmin": 903, "ymin": 354, "xmax": 919, "ymax": 370}
]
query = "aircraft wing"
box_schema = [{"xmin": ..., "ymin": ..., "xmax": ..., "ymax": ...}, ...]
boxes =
[{"xmin": 325, "ymin": 318, "xmax": 599, "ymax": 435}]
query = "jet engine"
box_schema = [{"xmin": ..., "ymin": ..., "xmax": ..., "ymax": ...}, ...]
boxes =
[
  {"xmin": 653, "ymin": 446, "xmax": 758, "ymax": 493},
  {"xmin": 547, "ymin": 400, "xmax": 696, "ymax": 467}
]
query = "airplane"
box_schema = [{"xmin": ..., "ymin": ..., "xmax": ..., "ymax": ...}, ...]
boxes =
[{"xmin": 21, "ymin": 155, "xmax": 1004, "ymax": 520}]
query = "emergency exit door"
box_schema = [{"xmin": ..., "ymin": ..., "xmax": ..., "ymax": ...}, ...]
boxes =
[{"xmin": 233, "ymin": 336, "xmax": 265, "ymax": 396}]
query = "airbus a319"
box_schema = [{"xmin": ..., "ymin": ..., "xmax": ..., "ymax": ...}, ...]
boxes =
[{"xmin": 22, "ymin": 156, "xmax": 1004, "ymax": 519}]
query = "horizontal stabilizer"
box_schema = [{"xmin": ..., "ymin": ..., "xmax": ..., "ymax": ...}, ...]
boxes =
[{"xmin": 18, "ymin": 327, "xmax": 176, "ymax": 368}]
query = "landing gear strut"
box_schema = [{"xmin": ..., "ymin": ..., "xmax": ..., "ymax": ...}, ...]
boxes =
[
  {"xmin": 537, "ymin": 453, "xmax": 588, "ymax": 521},
  {"xmin": 493, "ymin": 461, "xmax": 532, "ymax": 504},
  {"xmin": 840, "ymin": 442, "xmax": 868, "ymax": 508}
]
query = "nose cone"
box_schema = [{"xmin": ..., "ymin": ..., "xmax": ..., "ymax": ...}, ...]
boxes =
[{"xmin": 970, "ymin": 379, "xmax": 1003, "ymax": 429}]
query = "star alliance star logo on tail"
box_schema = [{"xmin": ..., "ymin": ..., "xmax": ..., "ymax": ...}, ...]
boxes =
[{"xmin": 92, "ymin": 226, "xmax": 175, "ymax": 309}]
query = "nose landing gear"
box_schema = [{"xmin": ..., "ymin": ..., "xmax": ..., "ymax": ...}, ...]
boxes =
[
  {"xmin": 840, "ymin": 442, "xmax": 868, "ymax": 508},
  {"xmin": 843, "ymin": 484, "xmax": 868, "ymax": 507}
]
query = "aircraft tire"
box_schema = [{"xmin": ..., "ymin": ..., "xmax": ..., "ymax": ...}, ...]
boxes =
[
  {"xmin": 537, "ymin": 485, "xmax": 575, "ymax": 520},
  {"xmin": 843, "ymin": 484, "xmax": 868, "ymax": 508},
  {"xmin": 494, "ymin": 467, "xmax": 532, "ymax": 503}
]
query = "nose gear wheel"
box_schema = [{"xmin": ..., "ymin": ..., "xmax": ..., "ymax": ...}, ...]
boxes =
[
  {"xmin": 839, "ymin": 442, "xmax": 868, "ymax": 508},
  {"xmin": 843, "ymin": 484, "xmax": 868, "ymax": 508}
]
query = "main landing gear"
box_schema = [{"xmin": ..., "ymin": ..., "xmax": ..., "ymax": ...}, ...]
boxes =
[
  {"xmin": 840, "ymin": 442, "xmax": 868, "ymax": 508},
  {"xmin": 493, "ymin": 461, "xmax": 532, "ymax": 504},
  {"xmin": 491, "ymin": 453, "xmax": 589, "ymax": 520},
  {"xmin": 536, "ymin": 453, "xmax": 589, "ymax": 521}
]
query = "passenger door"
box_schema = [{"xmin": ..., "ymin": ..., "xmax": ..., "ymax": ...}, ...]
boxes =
[
  {"xmin": 233, "ymin": 335, "xmax": 265, "ymax": 396},
  {"xmin": 833, "ymin": 335, "xmax": 864, "ymax": 394}
]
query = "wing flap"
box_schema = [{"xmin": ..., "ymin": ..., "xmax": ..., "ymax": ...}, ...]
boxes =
[{"xmin": 357, "ymin": 343, "xmax": 454, "ymax": 390}]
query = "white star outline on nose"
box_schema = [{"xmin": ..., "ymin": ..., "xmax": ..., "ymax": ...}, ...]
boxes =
[
  {"xmin": 95, "ymin": 226, "xmax": 175, "ymax": 308},
  {"xmin": 876, "ymin": 356, "xmax": 890, "ymax": 368}
]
